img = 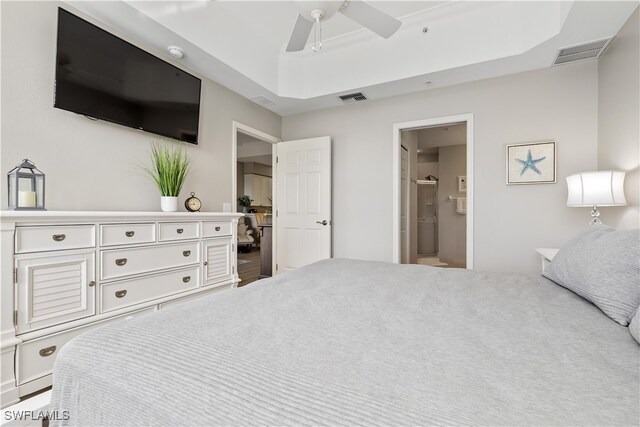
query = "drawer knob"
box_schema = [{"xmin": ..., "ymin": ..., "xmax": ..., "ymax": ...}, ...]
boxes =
[
  {"xmin": 88, "ymin": 281, "xmax": 96, "ymax": 287},
  {"xmin": 177, "ymin": 228, "xmax": 184, "ymax": 234},
  {"xmin": 125, "ymin": 231, "xmax": 135, "ymax": 237},
  {"xmin": 183, "ymin": 276, "xmax": 191, "ymax": 283},
  {"xmin": 215, "ymin": 226, "xmax": 221, "ymax": 231},
  {"xmin": 183, "ymin": 250, "xmax": 191, "ymax": 257},
  {"xmin": 39, "ymin": 346, "xmax": 56, "ymax": 357},
  {"xmin": 203, "ymin": 261, "xmax": 208, "ymax": 266},
  {"xmin": 115, "ymin": 290, "xmax": 127, "ymax": 298},
  {"xmin": 115, "ymin": 258, "xmax": 128, "ymax": 266},
  {"xmin": 52, "ymin": 234, "xmax": 66, "ymax": 242}
]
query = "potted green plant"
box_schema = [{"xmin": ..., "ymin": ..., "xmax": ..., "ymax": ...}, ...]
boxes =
[
  {"xmin": 238, "ymin": 195, "xmax": 253, "ymax": 213},
  {"xmin": 145, "ymin": 143, "xmax": 190, "ymax": 212}
]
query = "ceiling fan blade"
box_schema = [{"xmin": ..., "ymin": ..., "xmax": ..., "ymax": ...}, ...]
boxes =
[
  {"xmin": 286, "ymin": 13, "xmax": 314, "ymax": 52},
  {"xmin": 339, "ymin": 1, "xmax": 401, "ymax": 39}
]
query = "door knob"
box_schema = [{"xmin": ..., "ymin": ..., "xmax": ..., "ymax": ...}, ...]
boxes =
[{"xmin": 316, "ymin": 220, "xmax": 329, "ymax": 226}]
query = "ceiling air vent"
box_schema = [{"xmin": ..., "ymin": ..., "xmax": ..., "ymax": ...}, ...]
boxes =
[
  {"xmin": 552, "ymin": 38, "xmax": 613, "ymax": 66},
  {"xmin": 339, "ymin": 92, "xmax": 367, "ymax": 103},
  {"xmin": 249, "ymin": 96, "xmax": 276, "ymax": 107}
]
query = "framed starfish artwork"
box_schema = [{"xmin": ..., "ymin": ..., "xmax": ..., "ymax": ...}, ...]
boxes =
[{"xmin": 506, "ymin": 141, "xmax": 556, "ymax": 185}]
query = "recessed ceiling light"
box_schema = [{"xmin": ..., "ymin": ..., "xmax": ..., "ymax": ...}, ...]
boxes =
[{"xmin": 168, "ymin": 46, "xmax": 184, "ymax": 59}]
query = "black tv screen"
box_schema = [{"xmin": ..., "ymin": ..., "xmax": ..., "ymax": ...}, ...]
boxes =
[{"xmin": 54, "ymin": 8, "xmax": 201, "ymax": 144}]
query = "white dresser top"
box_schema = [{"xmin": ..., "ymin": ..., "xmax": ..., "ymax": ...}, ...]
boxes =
[{"xmin": 0, "ymin": 211, "xmax": 243, "ymax": 223}]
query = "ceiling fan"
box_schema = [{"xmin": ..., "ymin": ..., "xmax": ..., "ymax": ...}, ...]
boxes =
[{"xmin": 286, "ymin": 0, "xmax": 402, "ymax": 53}]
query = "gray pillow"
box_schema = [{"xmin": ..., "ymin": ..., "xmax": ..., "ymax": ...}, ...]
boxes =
[
  {"xmin": 629, "ymin": 308, "xmax": 640, "ymax": 344},
  {"xmin": 543, "ymin": 225, "xmax": 640, "ymax": 325}
]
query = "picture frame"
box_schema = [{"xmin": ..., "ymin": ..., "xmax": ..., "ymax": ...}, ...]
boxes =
[{"xmin": 506, "ymin": 141, "xmax": 556, "ymax": 185}]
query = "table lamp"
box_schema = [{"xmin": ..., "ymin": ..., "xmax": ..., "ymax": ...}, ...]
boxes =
[{"xmin": 566, "ymin": 170, "xmax": 627, "ymax": 225}]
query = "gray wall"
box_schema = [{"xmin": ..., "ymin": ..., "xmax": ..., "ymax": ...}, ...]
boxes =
[
  {"xmin": 598, "ymin": 8, "xmax": 639, "ymax": 229},
  {"xmin": 437, "ymin": 145, "xmax": 467, "ymax": 265},
  {"xmin": 1, "ymin": 2, "xmax": 281, "ymax": 212},
  {"xmin": 283, "ymin": 61, "xmax": 599, "ymax": 274},
  {"xmin": 243, "ymin": 162, "xmax": 272, "ymax": 177}
]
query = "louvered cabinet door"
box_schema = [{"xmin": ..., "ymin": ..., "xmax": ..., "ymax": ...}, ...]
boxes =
[
  {"xmin": 16, "ymin": 251, "xmax": 96, "ymax": 334},
  {"xmin": 202, "ymin": 238, "xmax": 233, "ymax": 287}
]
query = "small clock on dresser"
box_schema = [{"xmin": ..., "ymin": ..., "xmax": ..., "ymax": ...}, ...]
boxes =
[{"xmin": 184, "ymin": 192, "xmax": 202, "ymax": 212}]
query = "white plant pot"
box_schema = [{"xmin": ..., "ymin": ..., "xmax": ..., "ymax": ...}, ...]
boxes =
[{"xmin": 160, "ymin": 196, "xmax": 178, "ymax": 212}]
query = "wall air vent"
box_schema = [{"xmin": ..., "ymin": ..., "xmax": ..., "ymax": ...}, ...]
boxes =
[
  {"xmin": 552, "ymin": 38, "xmax": 613, "ymax": 66},
  {"xmin": 249, "ymin": 96, "xmax": 276, "ymax": 106},
  {"xmin": 339, "ymin": 92, "xmax": 367, "ymax": 103}
]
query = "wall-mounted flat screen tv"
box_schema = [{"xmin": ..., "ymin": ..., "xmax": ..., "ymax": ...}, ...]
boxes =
[{"xmin": 54, "ymin": 8, "xmax": 201, "ymax": 144}]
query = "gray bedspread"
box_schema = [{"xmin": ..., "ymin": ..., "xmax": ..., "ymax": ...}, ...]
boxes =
[{"xmin": 50, "ymin": 259, "xmax": 639, "ymax": 426}]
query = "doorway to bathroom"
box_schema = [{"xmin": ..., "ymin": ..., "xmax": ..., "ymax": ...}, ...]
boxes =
[{"xmin": 393, "ymin": 114, "xmax": 473, "ymax": 269}]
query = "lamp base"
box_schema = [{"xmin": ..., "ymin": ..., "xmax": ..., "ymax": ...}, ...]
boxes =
[{"xmin": 589, "ymin": 205, "xmax": 601, "ymax": 225}]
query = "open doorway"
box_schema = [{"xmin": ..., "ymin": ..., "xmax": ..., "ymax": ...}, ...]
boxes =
[
  {"xmin": 393, "ymin": 114, "xmax": 474, "ymax": 268},
  {"xmin": 232, "ymin": 122, "xmax": 280, "ymax": 286},
  {"xmin": 403, "ymin": 124, "xmax": 467, "ymax": 268}
]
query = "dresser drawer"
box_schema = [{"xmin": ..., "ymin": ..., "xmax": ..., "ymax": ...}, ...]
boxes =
[
  {"xmin": 159, "ymin": 222, "xmax": 199, "ymax": 242},
  {"xmin": 15, "ymin": 308, "xmax": 154, "ymax": 385},
  {"xmin": 100, "ymin": 223, "xmax": 156, "ymax": 247},
  {"xmin": 100, "ymin": 242, "xmax": 199, "ymax": 281},
  {"xmin": 101, "ymin": 267, "xmax": 199, "ymax": 313},
  {"xmin": 202, "ymin": 221, "xmax": 232, "ymax": 238},
  {"xmin": 15, "ymin": 225, "xmax": 95, "ymax": 253}
]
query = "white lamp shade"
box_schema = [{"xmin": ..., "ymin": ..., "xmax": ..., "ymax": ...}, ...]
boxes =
[{"xmin": 566, "ymin": 171, "xmax": 627, "ymax": 207}]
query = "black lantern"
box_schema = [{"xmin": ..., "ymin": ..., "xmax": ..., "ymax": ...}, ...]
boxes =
[{"xmin": 7, "ymin": 159, "xmax": 46, "ymax": 210}]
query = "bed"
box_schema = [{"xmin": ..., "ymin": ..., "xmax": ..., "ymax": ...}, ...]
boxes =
[{"xmin": 49, "ymin": 254, "xmax": 639, "ymax": 426}]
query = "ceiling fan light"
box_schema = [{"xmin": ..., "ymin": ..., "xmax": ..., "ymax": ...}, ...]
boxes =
[
  {"xmin": 310, "ymin": 9, "xmax": 325, "ymax": 21},
  {"xmin": 297, "ymin": 1, "xmax": 342, "ymax": 22}
]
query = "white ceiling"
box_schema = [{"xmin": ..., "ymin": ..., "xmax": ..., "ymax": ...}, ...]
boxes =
[
  {"xmin": 237, "ymin": 132, "xmax": 273, "ymax": 165},
  {"xmin": 65, "ymin": 1, "xmax": 638, "ymax": 116}
]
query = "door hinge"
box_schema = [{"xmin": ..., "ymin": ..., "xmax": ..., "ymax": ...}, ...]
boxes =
[
  {"xmin": 276, "ymin": 263, "xmax": 279, "ymax": 271},
  {"xmin": 13, "ymin": 310, "xmax": 18, "ymax": 326},
  {"xmin": 14, "ymin": 267, "xmax": 17, "ymax": 283},
  {"xmin": 276, "ymin": 156, "xmax": 279, "ymax": 163},
  {"xmin": 276, "ymin": 210, "xmax": 278, "ymax": 217}
]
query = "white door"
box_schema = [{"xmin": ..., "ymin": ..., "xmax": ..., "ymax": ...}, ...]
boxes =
[
  {"xmin": 400, "ymin": 146, "xmax": 409, "ymax": 264},
  {"xmin": 275, "ymin": 136, "xmax": 331, "ymax": 274}
]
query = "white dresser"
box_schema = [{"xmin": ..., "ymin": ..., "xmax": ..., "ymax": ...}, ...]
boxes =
[{"xmin": 0, "ymin": 211, "xmax": 242, "ymax": 407}]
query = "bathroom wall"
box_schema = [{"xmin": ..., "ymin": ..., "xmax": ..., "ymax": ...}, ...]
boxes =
[{"xmin": 437, "ymin": 145, "xmax": 467, "ymax": 265}]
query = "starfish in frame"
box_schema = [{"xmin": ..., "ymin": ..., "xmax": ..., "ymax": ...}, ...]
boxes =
[{"xmin": 515, "ymin": 149, "xmax": 546, "ymax": 176}]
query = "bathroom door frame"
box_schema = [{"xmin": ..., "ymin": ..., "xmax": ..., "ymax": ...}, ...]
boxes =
[{"xmin": 391, "ymin": 114, "xmax": 474, "ymax": 268}]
